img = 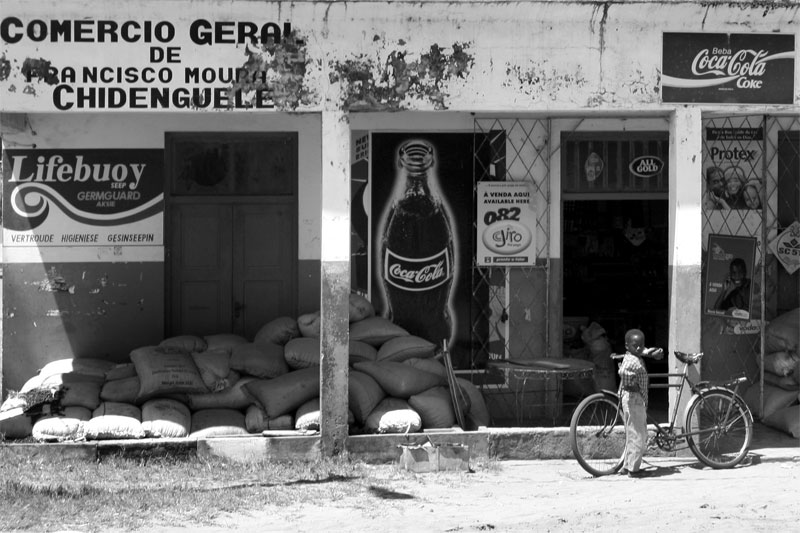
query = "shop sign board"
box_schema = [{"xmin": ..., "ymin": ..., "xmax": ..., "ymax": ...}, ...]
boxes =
[
  {"xmin": 770, "ymin": 221, "xmax": 800, "ymax": 275},
  {"xmin": 704, "ymin": 234, "xmax": 757, "ymax": 320},
  {"xmin": 662, "ymin": 33, "xmax": 795, "ymax": 104},
  {"xmin": 2, "ymin": 149, "xmax": 164, "ymax": 248},
  {"xmin": 0, "ymin": 7, "xmax": 307, "ymax": 112},
  {"xmin": 476, "ymin": 181, "xmax": 536, "ymax": 266}
]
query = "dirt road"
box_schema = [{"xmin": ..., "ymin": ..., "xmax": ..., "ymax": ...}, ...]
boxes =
[{"xmin": 143, "ymin": 448, "xmax": 799, "ymax": 533}]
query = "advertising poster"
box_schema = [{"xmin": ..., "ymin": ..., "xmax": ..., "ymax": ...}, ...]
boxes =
[
  {"xmin": 662, "ymin": 33, "xmax": 795, "ymax": 104},
  {"xmin": 770, "ymin": 221, "xmax": 800, "ymax": 275},
  {"xmin": 476, "ymin": 181, "xmax": 536, "ymax": 266},
  {"xmin": 370, "ymin": 133, "xmax": 476, "ymax": 368},
  {"xmin": 351, "ymin": 132, "xmax": 370, "ymax": 294},
  {"xmin": 705, "ymin": 234, "xmax": 757, "ymax": 320},
  {"xmin": 703, "ymin": 127, "xmax": 763, "ymax": 212},
  {"xmin": 2, "ymin": 149, "xmax": 164, "ymax": 249}
]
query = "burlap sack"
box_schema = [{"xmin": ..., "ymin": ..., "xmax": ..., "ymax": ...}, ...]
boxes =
[
  {"xmin": 254, "ymin": 316, "xmax": 301, "ymax": 346},
  {"xmin": 230, "ymin": 342, "xmax": 288, "ymax": 379},
  {"xmin": 353, "ymin": 361, "xmax": 445, "ymax": 399}
]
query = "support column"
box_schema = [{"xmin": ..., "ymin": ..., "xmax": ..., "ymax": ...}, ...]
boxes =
[
  {"xmin": 668, "ymin": 106, "xmax": 703, "ymax": 432},
  {"xmin": 319, "ymin": 110, "xmax": 351, "ymax": 457}
]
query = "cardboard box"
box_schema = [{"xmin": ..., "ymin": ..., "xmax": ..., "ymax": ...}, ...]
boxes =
[{"xmin": 398, "ymin": 442, "xmax": 470, "ymax": 472}]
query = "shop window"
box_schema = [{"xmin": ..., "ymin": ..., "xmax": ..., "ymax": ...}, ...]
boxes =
[
  {"xmin": 167, "ymin": 132, "xmax": 296, "ymax": 196},
  {"xmin": 562, "ymin": 133, "xmax": 668, "ymax": 194}
]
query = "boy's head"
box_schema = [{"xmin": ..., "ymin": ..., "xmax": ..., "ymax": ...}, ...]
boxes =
[{"xmin": 625, "ymin": 329, "xmax": 646, "ymax": 356}]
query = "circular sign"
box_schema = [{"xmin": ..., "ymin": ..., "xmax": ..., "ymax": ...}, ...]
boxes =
[{"xmin": 482, "ymin": 221, "xmax": 532, "ymax": 255}]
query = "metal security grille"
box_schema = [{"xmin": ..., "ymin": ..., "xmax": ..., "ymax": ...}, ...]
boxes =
[
  {"xmin": 702, "ymin": 114, "xmax": 800, "ymax": 418},
  {"xmin": 471, "ymin": 119, "xmax": 551, "ymax": 370}
]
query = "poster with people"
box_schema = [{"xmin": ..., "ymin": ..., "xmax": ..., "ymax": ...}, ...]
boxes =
[
  {"xmin": 703, "ymin": 127, "xmax": 763, "ymax": 212},
  {"xmin": 704, "ymin": 234, "xmax": 757, "ymax": 320}
]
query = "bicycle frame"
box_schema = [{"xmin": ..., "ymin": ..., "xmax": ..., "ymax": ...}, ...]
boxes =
[
  {"xmin": 570, "ymin": 350, "xmax": 753, "ymax": 475},
  {"xmin": 646, "ymin": 356, "xmax": 750, "ymax": 450}
]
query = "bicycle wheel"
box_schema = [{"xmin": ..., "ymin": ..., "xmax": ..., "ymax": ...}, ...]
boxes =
[
  {"xmin": 685, "ymin": 389, "xmax": 752, "ymax": 469},
  {"xmin": 570, "ymin": 392, "xmax": 625, "ymax": 476}
]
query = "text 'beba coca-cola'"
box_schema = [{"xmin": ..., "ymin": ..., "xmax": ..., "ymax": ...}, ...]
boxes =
[{"xmin": 691, "ymin": 48, "xmax": 772, "ymax": 89}]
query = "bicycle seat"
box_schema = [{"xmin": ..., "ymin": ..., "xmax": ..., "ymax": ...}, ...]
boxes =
[{"xmin": 675, "ymin": 351, "xmax": 703, "ymax": 365}]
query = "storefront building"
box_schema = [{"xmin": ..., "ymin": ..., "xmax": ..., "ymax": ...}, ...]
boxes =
[{"xmin": 1, "ymin": 1, "xmax": 798, "ymax": 452}]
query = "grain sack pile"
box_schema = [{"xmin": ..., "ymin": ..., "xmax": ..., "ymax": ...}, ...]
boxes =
[
  {"xmin": 743, "ymin": 307, "xmax": 800, "ymax": 438},
  {"xmin": 0, "ymin": 293, "xmax": 490, "ymax": 442}
]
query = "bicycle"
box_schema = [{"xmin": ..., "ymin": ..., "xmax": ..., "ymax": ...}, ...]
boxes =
[{"xmin": 569, "ymin": 350, "xmax": 753, "ymax": 477}]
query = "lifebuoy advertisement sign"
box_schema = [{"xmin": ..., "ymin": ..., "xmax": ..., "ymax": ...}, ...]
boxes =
[
  {"xmin": 2, "ymin": 149, "xmax": 164, "ymax": 247},
  {"xmin": 662, "ymin": 33, "xmax": 795, "ymax": 104}
]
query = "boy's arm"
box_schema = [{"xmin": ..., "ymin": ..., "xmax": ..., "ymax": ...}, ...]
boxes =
[{"xmin": 643, "ymin": 347, "xmax": 664, "ymax": 360}]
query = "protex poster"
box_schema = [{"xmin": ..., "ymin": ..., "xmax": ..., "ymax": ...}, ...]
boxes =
[
  {"xmin": 476, "ymin": 181, "xmax": 536, "ymax": 266},
  {"xmin": 662, "ymin": 33, "xmax": 795, "ymax": 104},
  {"xmin": 703, "ymin": 126, "xmax": 763, "ymax": 212},
  {"xmin": 2, "ymin": 149, "xmax": 164, "ymax": 248}
]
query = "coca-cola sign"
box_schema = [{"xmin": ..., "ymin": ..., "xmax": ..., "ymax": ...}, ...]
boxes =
[
  {"xmin": 628, "ymin": 156, "xmax": 664, "ymax": 178},
  {"xmin": 662, "ymin": 33, "xmax": 795, "ymax": 104},
  {"xmin": 383, "ymin": 248, "xmax": 452, "ymax": 292}
]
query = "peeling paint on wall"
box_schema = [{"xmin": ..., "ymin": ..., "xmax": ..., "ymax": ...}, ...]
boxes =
[
  {"xmin": 0, "ymin": 54, "xmax": 11, "ymax": 81},
  {"xmin": 37, "ymin": 274, "xmax": 73, "ymax": 293},
  {"xmin": 329, "ymin": 42, "xmax": 474, "ymax": 111},
  {"xmin": 228, "ymin": 29, "xmax": 316, "ymax": 110},
  {"xmin": 505, "ymin": 62, "xmax": 589, "ymax": 102}
]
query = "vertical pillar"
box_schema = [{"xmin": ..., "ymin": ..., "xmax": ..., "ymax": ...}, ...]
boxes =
[
  {"xmin": 668, "ymin": 106, "xmax": 703, "ymax": 432},
  {"xmin": 319, "ymin": 110, "xmax": 351, "ymax": 457}
]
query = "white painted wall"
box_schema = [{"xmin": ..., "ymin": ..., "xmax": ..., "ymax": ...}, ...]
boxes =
[
  {"xmin": 1, "ymin": 1, "xmax": 797, "ymax": 113},
  {"xmin": 1, "ymin": 112, "xmax": 322, "ymax": 259}
]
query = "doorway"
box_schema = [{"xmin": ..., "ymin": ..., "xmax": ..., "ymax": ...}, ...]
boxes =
[
  {"xmin": 560, "ymin": 131, "xmax": 670, "ymax": 416},
  {"xmin": 166, "ymin": 132, "xmax": 298, "ymax": 340},
  {"xmin": 562, "ymin": 199, "xmax": 669, "ymax": 414}
]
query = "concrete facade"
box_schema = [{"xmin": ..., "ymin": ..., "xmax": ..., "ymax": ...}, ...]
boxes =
[{"xmin": 1, "ymin": 1, "xmax": 798, "ymax": 455}]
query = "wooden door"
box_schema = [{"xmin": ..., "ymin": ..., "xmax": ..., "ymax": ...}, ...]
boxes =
[
  {"xmin": 233, "ymin": 202, "xmax": 295, "ymax": 339},
  {"xmin": 166, "ymin": 132, "xmax": 297, "ymax": 339}
]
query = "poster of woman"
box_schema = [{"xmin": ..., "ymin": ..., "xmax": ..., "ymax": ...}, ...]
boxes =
[{"xmin": 704, "ymin": 234, "xmax": 757, "ymax": 320}]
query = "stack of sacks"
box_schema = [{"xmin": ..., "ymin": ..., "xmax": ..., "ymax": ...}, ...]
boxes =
[
  {"xmin": 245, "ymin": 293, "xmax": 490, "ymax": 434},
  {"xmin": 744, "ymin": 308, "xmax": 800, "ymax": 438},
  {"xmin": 0, "ymin": 357, "xmax": 114, "ymax": 442},
  {"xmin": 6, "ymin": 293, "xmax": 490, "ymax": 441}
]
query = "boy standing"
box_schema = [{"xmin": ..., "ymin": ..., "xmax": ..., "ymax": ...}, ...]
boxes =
[{"xmin": 618, "ymin": 329, "xmax": 663, "ymax": 477}]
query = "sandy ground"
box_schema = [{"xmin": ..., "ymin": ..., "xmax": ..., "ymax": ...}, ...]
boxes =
[{"xmin": 142, "ymin": 442, "xmax": 799, "ymax": 533}]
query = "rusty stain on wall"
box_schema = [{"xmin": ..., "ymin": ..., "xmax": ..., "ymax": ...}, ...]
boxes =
[
  {"xmin": 329, "ymin": 42, "xmax": 474, "ymax": 111},
  {"xmin": 506, "ymin": 62, "xmax": 589, "ymax": 102},
  {"xmin": 229, "ymin": 29, "xmax": 315, "ymax": 110}
]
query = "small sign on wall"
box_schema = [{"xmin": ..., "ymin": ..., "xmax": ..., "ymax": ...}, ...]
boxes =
[
  {"xmin": 770, "ymin": 221, "xmax": 800, "ymax": 275},
  {"xmin": 476, "ymin": 181, "xmax": 536, "ymax": 266},
  {"xmin": 704, "ymin": 234, "xmax": 757, "ymax": 320},
  {"xmin": 662, "ymin": 33, "xmax": 795, "ymax": 104}
]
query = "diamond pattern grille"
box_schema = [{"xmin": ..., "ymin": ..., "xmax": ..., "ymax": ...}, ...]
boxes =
[
  {"xmin": 472, "ymin": 119, "xmax": 550, "ymax": 369},
  {"xmin": 702, "ymin": 115, "xmax": 800, "ymax": 412}
]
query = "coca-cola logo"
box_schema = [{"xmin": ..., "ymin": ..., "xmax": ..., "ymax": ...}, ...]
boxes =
[
  {"xmin": 691, "ymin": 48, "xmax": 772, "ymax": 89},
  {"xmin": 628, "ymin": 156, "xmax": 664, "ymax": 178},
  {"xmin": 384, "ymin": 248, "xmax": 452, "ymax": 292}
]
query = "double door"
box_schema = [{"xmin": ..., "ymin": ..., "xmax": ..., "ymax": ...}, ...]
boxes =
[
  {"xmin": 169, "ymin": 201, "xmax": 295, "ymax": 340},
  {"xmin": 166, "ymin": 132, "xmax": 298, "ymax": 340}
]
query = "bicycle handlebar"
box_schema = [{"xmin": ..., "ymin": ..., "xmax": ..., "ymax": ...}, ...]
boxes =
[{"xmin": 610, "ymin": 350, "xmax": 703, "ymax": 364}]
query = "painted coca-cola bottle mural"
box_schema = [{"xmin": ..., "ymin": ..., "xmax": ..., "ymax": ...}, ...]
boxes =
[{"xmin": 380, "ymin": 139, "xmax": 455, "ymax": 346}]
